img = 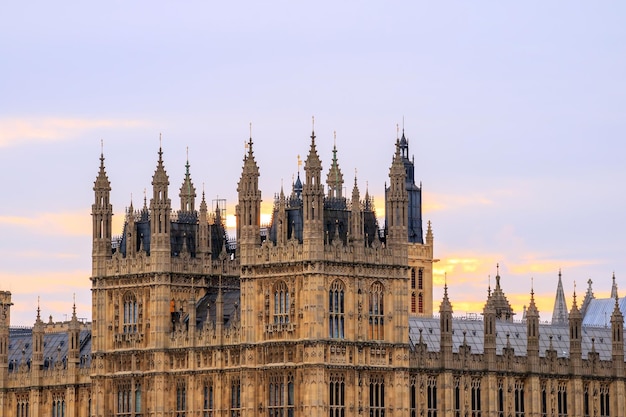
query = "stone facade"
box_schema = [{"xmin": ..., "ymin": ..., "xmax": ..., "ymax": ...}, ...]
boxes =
[{"xmin": 1, "ymin": 127, "xmax": 625, "ymax": 417}]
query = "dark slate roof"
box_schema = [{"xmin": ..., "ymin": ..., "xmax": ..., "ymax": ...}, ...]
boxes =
[
  {"xmin": 194, "ymin": 289, "xmax": 240, "ymax": 328},
  {"xmin": 8, "ymin": 328, "xmax": 92, "ymax": 371},
  {"xmin": 409, "ymin": 316, "xmax": 618, "ymax": 361}
]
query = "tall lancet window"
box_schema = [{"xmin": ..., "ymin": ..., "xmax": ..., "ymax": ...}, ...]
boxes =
[
  {"xmin": 329, "ymin": 280, "xmax": 345, "ymax": 339},
  {"xmin": 369, "ymin": 282, "xmax": 384, "ymax": 340},
  {"xmin": 273, "ymin": 281, "xmax": 290, "ymax": 325},
  {"xmin": 122, "ymin": 292, "xmax": 140, "ymax": 334}
]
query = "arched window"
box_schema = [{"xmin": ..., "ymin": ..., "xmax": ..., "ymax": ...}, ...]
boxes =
[
  {"xmin": 369, "ymin": 282, "xmax": 384, "ymax": 340},
  {"xmin": 418, "ymin": 293, "xmax": 424, "ymax": 314},
  {"xmin": 123, "ymin": 292, "xmax": 140, "ymax": 334},
  {"xmin": 329, "ymin": 280, "xmax": 345, "ymax": 339},
  {"xmin": 203, "ymin": 381, "xmax": 214, "ymax": 417},
  {"xmin": 176, "ymin": 380, "xmax": 186, "ymax": 417},
  {"xmin": 268, "ymin": 373, "xmax": 294, "ymax": 417},
  {"xmin": 370, "ymin": 374, "xmax": 385, "ymax": 417},
  {"xmin": 329, "ymin": 373, "xmax": 345, "ymax": 417},
  {"xmin": 410, "ymin": 268, "xmax": 416, "ymax": 289},
  {"xmin": 116, "ymin": 380, "xmax": 140, "ymax": 417},
  {"xmin": 273, "ymin": 281, "xmax": 290, "ymax": 324},
  {"xmin": 418, "ymin": 268, "xmax": 424, "ymax": 290},
  {"xmin": 471, "ymin": 378, "xmax": 481, "ymax": 416},
  {"xmin": 411, "ymin": 292, "xmax": 416, "ymax": 313},
  {"xmin": 231, "ymin": 378, "xmax": 241, "ymax": 417}
]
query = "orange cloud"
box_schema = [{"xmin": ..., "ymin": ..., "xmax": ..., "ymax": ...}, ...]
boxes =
[
  {"xmin": 508, "ymin": 257, "xmax": 599, "ymax": 275},
  {"xmin": 0, "ymin": 117, "xmax": 148, "ymax": 147},
  {"xmin": 0, "ymin": 211, "xmax": 92, "ymax": 236},
  {"xmin": 422, "ymin": 191, "xmax": 503, "ymax": 214}
]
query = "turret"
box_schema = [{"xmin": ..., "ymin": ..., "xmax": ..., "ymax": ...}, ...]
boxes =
[
  {"xmin": 198, "ymin": 190, "xmax": 210, "ymax": 257},
  {"xmin": 569, "ymin": 287, "xmax": 582, "ymax": 374},
  {"xmin": 0, "ymin": 291, "xmax": 12, "ymax": 386},
  {"xmin": 526, "ymin": 286, "xmax": 540, "ymax": 372},
  {"xmin": 483, "ymin": 294, "xmax": 496, "ymax": 370},
  {"xmin": 275, "ymin": 185, "xmax": 288, "ymax": 246},
  {"xmin": 610, "ymin": 292, "xmax": 624, "ymax": 377},
  {"xmin": 439, "ymin": 281, "xmax": 453, "ymax": 367},
  {"xmin": 385, "ymin": 140, "xmax": 408, "ymax": 248},
  {"xmin": 150, "ymin": 144, "xmax": 172, "ymax": 259},
  {"xmin": 68, "ymin": 299, "xmax": 80, "ymax": 369},
  {"xmin": 179, "ymin": 154, "xmax": 196, "ymax": 212},
  {"xmin": 236, "ymin": 136, "xmax": 261, "ymax": 263},
  {"xmin": 302, "ymin": 124, "xmax": 324, "ymax": 257},
  {"xmin": 326, "ymin": 138, "xmax": 344, "ymax": 199},
  {"xmin": 397, "ymin": 130, "xmax": 423, "ymax": 243},
  {"xmin": 32, "ymin": 302, "xmax": 45, "ymax": 369},
  {"xmin": 125, "ymin": 199, "xmax": 136, "ymax": 258},
  {"xmin": 425, "ymin": 220, "xmax": 433, "ymax": 246},
  {"xmin": 350, "ymin": 177, "xmax": 364, "ymax": 245},
  {"xmin": 92, "ymin": 150, "xmax": 113, "ymax": 275}
]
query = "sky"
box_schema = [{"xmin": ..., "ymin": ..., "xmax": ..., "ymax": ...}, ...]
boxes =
[{"xmin": 1, "ymin": 2, "xmax": 625, "ymax": 326}]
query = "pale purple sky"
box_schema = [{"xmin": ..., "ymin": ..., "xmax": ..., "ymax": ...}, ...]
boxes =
[{"xmin": 1, "ymin": 2, "xmax": 625, "ymax": 325}]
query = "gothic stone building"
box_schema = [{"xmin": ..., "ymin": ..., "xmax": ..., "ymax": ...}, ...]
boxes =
[{"xmin": 0, "ymin": 127, "xmax": 625, "ymax": 417}]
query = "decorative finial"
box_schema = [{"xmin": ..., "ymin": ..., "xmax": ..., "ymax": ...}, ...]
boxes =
[
  {"xmin": 396, "ymin": 123, "xmax": 399, "ymax": 140},
  {"xmin": 531, "ymin": 277, "xmax": 534, "ymax": 296},
  {"xmin": 249, "ymin": 121, "xmax": 252, "ymax": 139},
  {"xmin": 186, "ymin": 146, "xmax": 189, "ymax": 162},
  {"xmin": 402, "ymin": 115, "xmax": 405, "ymax": 133},
  {"xmin": 100, "ymin": 138, "xmax": 104, "ymax": 155},
  {"xmin": 496, "ymin": 263, "xmax": 500, "ymax": 276},
  {"xmin": 333, "ymin": 130, "xmax": 337, "ymax": 147},
  {"xmin": 312, "ymin": 115, "xmax": 315, "ymax": 132}
]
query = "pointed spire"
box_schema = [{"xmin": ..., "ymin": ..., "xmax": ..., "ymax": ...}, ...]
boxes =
[
  {"xmin": 527, "ymin": 278, "xmax": 539, "ymax": 315},
  {"xmin": 72, "ymin": 293, "xmax": 77, "ymax": 320},
  {"xmin": 489, "ymin": 264, "xmax": 515, "ymax": 321},
  {"xmin": 426, "ymin": 220, "xmax": 433, "ymax": 244},
  {"xmin": 36, "ymin": 296, "xmax": 41, "ymax": 323},
  {"xmin": 552, "ymin": 268, "xmax": 568, "ymax": 325},
  {"xmin": 152, "ymin": 138, "xmax": 169, "ymax": 188},
  {"xmin": 179, "ymin": 150, "xmax": 196, "ymax": 212},
  {"xmin": 611, "ymin": 272, "xmax": 618, "ymax": 299},
  {"xmin": 581, "ymin": 278, "xmax": 595, "ymax": 317},
  {"xmin": 326, "ymin": 133, "xmax": 344, "ymax": 198},
  {"xmin": 440, "ymin": 274, "xmax": 452, "ymax": 312}
]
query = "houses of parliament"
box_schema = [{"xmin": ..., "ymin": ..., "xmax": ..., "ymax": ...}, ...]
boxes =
[{"xmin": 0, "ymin": 126, "xmax": 625, "ymax": 417}]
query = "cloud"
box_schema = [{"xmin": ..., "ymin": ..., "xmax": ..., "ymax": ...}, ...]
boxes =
[
  {"xmin": 0, "ymin": 117, "xmax": 148, "ymax": 147},
  {"xmin": 0, "ymin": 250, "xmax": 79, "ymax": 260},
  {"xmin": 0, "ymin": 210, "xmax": 92, "ymax": 237},
  {"xmin": 423, "ymin": 191, "xmax": 500, "ymax": 214},
  {"xmin": 508, "ymin": 257, "xmax": 599, "ymax": 275}
]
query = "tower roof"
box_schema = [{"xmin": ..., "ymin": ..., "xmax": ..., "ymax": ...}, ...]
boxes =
[
  {"xmin": 304, "ymin": 125, "xmax": 322, "ymax": 171},
  {"xmin": 94, "ymin": 151, "xmax": 111, "ymax": 191},
  {"xmin": 326, "ymin": 138, "xmax": 344, "ymax": 198},
  {"xmin": 486, "ymin": 264, "xmax": 515, "ymax": 321},
  {"xmin": 152, "ymin": 143, "xmax": 169, "ymax": 186}
]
